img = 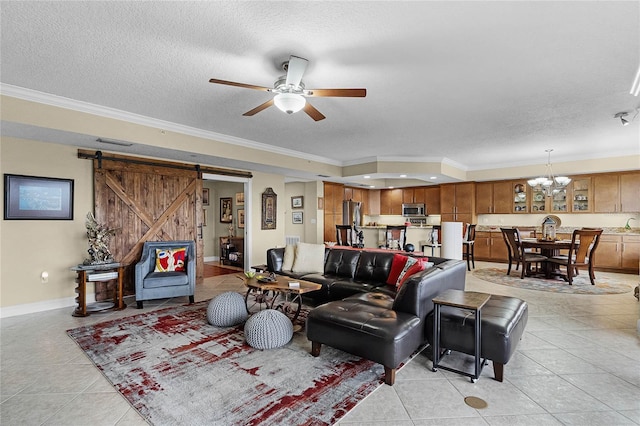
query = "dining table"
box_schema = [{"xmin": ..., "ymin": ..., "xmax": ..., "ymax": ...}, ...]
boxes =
[{"xmin": 520, "ymin": 238, "xmax": 574, "ymax": 279}]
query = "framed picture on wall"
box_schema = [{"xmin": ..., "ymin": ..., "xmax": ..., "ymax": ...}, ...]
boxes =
[
  {"xmin": 220, "ymin": 197, "xmax": 232, "ymax": 223},
  {"xmin": 202, "ymin": 209, "xmax": 207, "ymax": 226},
  {"xmin": 292, "ymin": 211, "xmax": 303, "ymax": 224},
  {"xmin": 235, "ymin": 192, "xmax": 244, "ymax": 205},
  {"xmin": 4, "ymin": 174, "xmax": 74, "ymax": 220},
  {"xmin": 202, "ymin": 188, "xmax": 210, "ymax": 206},
  {"xmin": 238, "ymin": 209, "xmax": 245, "ymax": 228},
  {"xmin": 261, "ymin": 187, "xmax": 277, "ymax": 230},
  {"xmin": 291, "ymin": 195, "xmax": 304, "ymax": 209}
]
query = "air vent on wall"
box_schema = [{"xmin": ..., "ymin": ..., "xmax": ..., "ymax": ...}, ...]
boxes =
[{"xmin": 96, "ymin": 138, "xmax": 133, "ymax": 147}]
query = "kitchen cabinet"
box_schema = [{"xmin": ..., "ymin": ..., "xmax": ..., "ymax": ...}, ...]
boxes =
[
  {"xmin": 570, "ymin": 177, "xmax": 591, "ymax": 212},
  {"xmin": 323, "ymin": 182, "xmax": 344, "ymax": 242},
  {"xmin": 595, "ymin": 235, "xmax": 622, "ymax": 269},
  {"xmin": 474, "ymin": 231, "xmax": 509, "ymax": 262},
  {"xmin": 424, "ymin": 186, "xmax": 440, "ymax": 214},
  {"xmin": 440, "ymin": 182, "xmax": 475, "ymax": 224},
  {"xmin": 380, "ymin": 189, "xmax": 402, "ymax": 215},
  {"xmin": 476, "ymin": 181, "xmax": 511, "ymax": 214},
  {"xmin": 511, "ymin": 181, "xmax": 528, "ymax": 214},
  {"xmin": 621, "ymin": 235, "xmax": 640, "ymax": 272},
  {"xmin": 594, "ymin": 234, "xmax": 640, "ymax": 273},
  {"xmin": 593, "ymin": 172, "xmax": 640, "ymax": 213},
  {"xmin": 367, "ymin": 189, "xmax": 380, "ymax": 216},
  {"xmin": 403, "ymin": 187, "xmax": 425, "ymax": 204}
]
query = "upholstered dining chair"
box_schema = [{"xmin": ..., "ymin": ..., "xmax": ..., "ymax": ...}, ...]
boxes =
[
  {"xmin": 335, "ymin": 225, "xmax": 353, "ymax": 246},
  {"xmin": 501, "ymin": 228, "xmax": 547, "ymax": 279},
  {"xmin": 546, "ymin": 228, "xmax": 602, "ymax": 285},
  {"xmin": 462, "ymin": 224, "xmax": 476, "ymax": 271}
]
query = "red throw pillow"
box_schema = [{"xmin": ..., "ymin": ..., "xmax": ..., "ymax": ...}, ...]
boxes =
[
  {"xmin": 397, "ymin": 259, "xmax": 430, "ymax": 289},
  {"xmin": 386, "ymin": 254, "xmax": 410, "ymax": 285}
]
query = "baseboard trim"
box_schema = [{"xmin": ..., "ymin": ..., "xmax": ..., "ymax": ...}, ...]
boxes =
[{"xmin": 0, "ymin": 293, "xmax": 97, "ymax": 318}]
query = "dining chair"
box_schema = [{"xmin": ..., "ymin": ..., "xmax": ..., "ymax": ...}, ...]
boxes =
[
  {"xmin": 501, "ymin": 228, "xmax": 547, "ymax": 279},
  {"xmin": 385, "ymin": 225, "xmax": 407, "ymax": 250},
  {"xmin": 421, "ymin": 225, "xmax": 441, "ymax": 256},
  {"xmin": 462, "ymin": 224, "xmax": 476, "ymax": 271},
  {"xmin": 546, "ymin": 228, "xmax": 602, "ymax": 285},
  {"xmin": 335, "ymin": 225, "xmax": 353, "ymax": 246}
]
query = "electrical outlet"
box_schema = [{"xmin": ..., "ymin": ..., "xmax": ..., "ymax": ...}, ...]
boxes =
[{"xmin": 41, "ymin": 271, "xmax": 49, "ymax": 283}]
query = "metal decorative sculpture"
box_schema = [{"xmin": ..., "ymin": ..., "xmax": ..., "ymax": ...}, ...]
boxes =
[{"xmin": 83, "ymin": 212, "xmax": 117, "ymax": 265}]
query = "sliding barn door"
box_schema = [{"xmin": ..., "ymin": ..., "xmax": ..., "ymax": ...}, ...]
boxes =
[{"xmin": 92, "ymin": 157, "xmax": 204, "ymax": 298}]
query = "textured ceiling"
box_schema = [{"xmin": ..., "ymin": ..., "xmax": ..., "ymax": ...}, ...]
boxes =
[{"xmin": 1, "ymin": 1, "xmax": 639, "ymax": 184}]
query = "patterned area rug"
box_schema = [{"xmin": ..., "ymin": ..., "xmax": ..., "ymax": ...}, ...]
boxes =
[
  {"xmin": 67, "ymin": 300, "xmax": 385, "ymax": 425},
  {"xmin": 473, "ymin": 267, "xmax": 634, "ymax": 294}
]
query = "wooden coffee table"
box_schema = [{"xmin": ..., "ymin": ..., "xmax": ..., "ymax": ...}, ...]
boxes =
[{"xmin": 244, "ymin": 275, "xmax": 322, "ymax": 322}]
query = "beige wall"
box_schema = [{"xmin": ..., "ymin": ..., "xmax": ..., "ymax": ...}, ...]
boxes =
[
  {"xmin": 1, "ymin": 137, "xmax": 93, "ymax": 311},
  {"xmin": 0, "ymin": 138, "xmax": 287, "ymax": 315}
]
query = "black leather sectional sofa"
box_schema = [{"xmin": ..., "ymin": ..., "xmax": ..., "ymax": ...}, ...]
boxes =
[
  {"xmin": 266, "ymin": 246, "xmax": 465, "ymax": 304},
  {"xmin": 266, "ymin": 246, "xmax": 468, "ymax": 385}
]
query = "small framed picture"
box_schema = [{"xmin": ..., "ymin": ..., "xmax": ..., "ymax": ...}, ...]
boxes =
[
  {"xmin": 292, "ymin": 211, "xmax": 303, "ymax": 224},
  {"xmin": 235, "ymin": 192, "xmax": 244, "ymax": 205},
  {"xmin": 291, "ymin": 195, "xmax": 304, "ymax": 209},
  {"xmin": 317, "ymin": 197, "xmax": 324, "ymax": 210},
  {"xmin": 238, "ymin": 209, "xmax": 245, "ymax": 228},
  {"xmin": 202, "ymin": 188, "xmax": 210, "ymax": 206},
  {"xmin": 220, "ymin": 197, "xmax": 232, "ymax": 223},
  {"xmin": 202, "ymin": 209, "xmax": 207, "ymax": 226}
]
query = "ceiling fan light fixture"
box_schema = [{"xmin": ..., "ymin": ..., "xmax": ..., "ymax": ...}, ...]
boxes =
[{"xmin": 274, "ymin": 93, "xmax": 306, "ymax": 114}]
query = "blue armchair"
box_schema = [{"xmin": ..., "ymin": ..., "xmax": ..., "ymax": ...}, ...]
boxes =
[{"xmin": 135, "ymin": 240, "xmax": 196, "ymax": 308}]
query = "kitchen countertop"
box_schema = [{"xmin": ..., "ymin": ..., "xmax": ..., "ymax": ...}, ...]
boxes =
[{"xmin": 476, "ymin": 225, "xmax": 640, "ymax": 235}]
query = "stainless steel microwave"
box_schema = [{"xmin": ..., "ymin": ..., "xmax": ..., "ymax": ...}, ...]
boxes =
[{"xmin": 402, "ymin": 203, "xmax": 426, "ymax": 217}]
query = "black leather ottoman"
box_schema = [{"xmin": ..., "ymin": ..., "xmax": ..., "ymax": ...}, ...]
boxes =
[{"xmin": 426, "ymin": 294, "xmax": 528, "ymax": 382}]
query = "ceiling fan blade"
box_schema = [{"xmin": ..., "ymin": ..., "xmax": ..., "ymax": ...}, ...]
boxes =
[
  {"xmin": 285, "ymin": 55, "xmax": 308, "ymax": 88},
  {"xmin": 303, "ymin": 102, "xmax": 326, "ymax": 121},
  {"xmin": 243, "ymin": 99, "xmax": 274, "ymax": 116},
  {"xmin": 209, "ymin": 78, "xmax": 271, "ymax": 92},
  {"xmin": 306, "ymin": 88, "xmax": 367, "ymax": 97}
]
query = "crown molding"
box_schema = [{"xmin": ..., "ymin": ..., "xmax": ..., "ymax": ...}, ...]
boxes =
[{"xmin": 0, "ymin": 83, "xmax": 342, "ymax": 167}]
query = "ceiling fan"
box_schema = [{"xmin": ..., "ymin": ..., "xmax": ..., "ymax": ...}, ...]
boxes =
[{"xmin": 209, "ymin": 55, "xmax": 366, "ymax": 121}]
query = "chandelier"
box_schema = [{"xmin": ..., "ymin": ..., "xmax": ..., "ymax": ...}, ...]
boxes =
[{"xmin": 527, "ymin": 149, "xmax": 571, "ymax": 197}]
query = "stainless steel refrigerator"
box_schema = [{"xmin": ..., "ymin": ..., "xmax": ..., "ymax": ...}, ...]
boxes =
[{"xmin": 343, "ymin": 201, "xmax": 362, "ymax": 227}]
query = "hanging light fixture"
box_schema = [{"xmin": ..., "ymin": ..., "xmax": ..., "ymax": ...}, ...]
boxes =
[
  {"xmin": 274, "ymin": 93, "xmax": 306, "ymax": 114},
  {"xmin": 527, "ymin": 149, "xmax": 571, "ymax": 197}
]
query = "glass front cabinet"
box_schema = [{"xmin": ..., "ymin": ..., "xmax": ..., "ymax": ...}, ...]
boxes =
[
  {"xmin": 513, "ymin": 181, "xmax": 528, "ymax": 213},
  {"xmin": 571, "ymin": 177, "xmax": 591, "ymax": 212}
]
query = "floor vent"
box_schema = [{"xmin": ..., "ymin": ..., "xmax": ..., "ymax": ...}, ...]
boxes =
[{"xmin": 285, "ymin": 236, "xmax": 301, "ymax": 246}]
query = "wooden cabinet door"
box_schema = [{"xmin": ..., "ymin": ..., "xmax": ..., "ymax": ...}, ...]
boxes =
[
  {"xmin": 412, "ymin": 187, "xmax": 426, "ymax": 203},
  {"xmin": 380, "ymin": 189, "xmax": 392, "ymax": 215},
  {"xmin": 367, "ymin": 189, "xmax": 380, "ymax": 215},
  {"xmin": 594, "ymin": 235, "xmax": 621, "ymax": 268},
  {"xmin": 620, "ymin": 173, "xmax": 640, "ymax": 212},
  {"xmin": 455, "ymin": 183, "xmax": 475, "ymax": 214},
  {"xmin": 493, "ymin": 181, "xmax": 513, "ymax": 214},
  {"xmin": 474, "ymin": 232, "xmax": 492, "ymax": 259},
  {"xmin": 424, "ymin": 186, "xmax": 440, "ymax": 214},
  {"xmin": 440, "ymin": 184, "xmax": 456, "ymax": 215},
  {"xmin": 389, "ymin": 189, "xmax": 402, "ymax": 214},
  {"xmin": 402, "ymin": 188, "xmax": 414, "ymax": 204},
  {"xmin": 593, "ymin": 174, "xmax": 619, "ymax": 213},
  {"xmin": 475, "ymin": 182, "xmax": 493, "ymax": 214},
  {"xmin": 343, "ymin": 187, "xmax": 353, "ymax": 202},
  {"xmin": 622, "ymin": 236, "xmax": 640, "ymax": 271},
  {"xmin": 491, "ymin": 234, "xmax": 509, "ymax": 261},
  {"xmin": 570, "ymin": 177, "xmax": 591, "ymax": 213}
]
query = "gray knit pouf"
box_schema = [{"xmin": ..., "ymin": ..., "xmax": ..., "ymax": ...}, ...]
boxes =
[
  {"xmin": 244, "ymin": 309, "xmax": 293, "ymax": 349},
  {"xmin": 207, "ymin": 292, "xmax": 248, "ymax": 327}
]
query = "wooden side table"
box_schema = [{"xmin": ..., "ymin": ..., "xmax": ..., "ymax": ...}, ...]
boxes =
[
  {"xmin": 432, "ymin": 289, "xmax": 491, "ymax": 382},
  {"xmin": 70, "ymin": 263, "xmax": 127, "ymax": 317}
]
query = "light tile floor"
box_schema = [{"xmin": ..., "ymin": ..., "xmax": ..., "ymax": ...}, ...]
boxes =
[{"xmin": 1, "ymin": 262, "xmax": 638, "ymax": 425}]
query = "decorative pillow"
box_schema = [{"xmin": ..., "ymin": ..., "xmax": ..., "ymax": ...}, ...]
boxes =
[
  {"xmin": 291, "ymin": 243, "xmax": 325, "ymax": 273},
  {"xmin": 397, "ymin": 259, "xmax": 432, "ymax": 289},
  {"xmin": 281, "ymin": 244, "xmax": 295, "ymax": 271},
  {"xmin": 386, "ymin": 254, "xmax": 410, "ymax": 285},
  {"xmin": 154, "ymin": 247, "xmax": 187, "ymax": 272},
  {"xmin": 394, "ymin": 256, "xmax": 418, "ymax": 287}
]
